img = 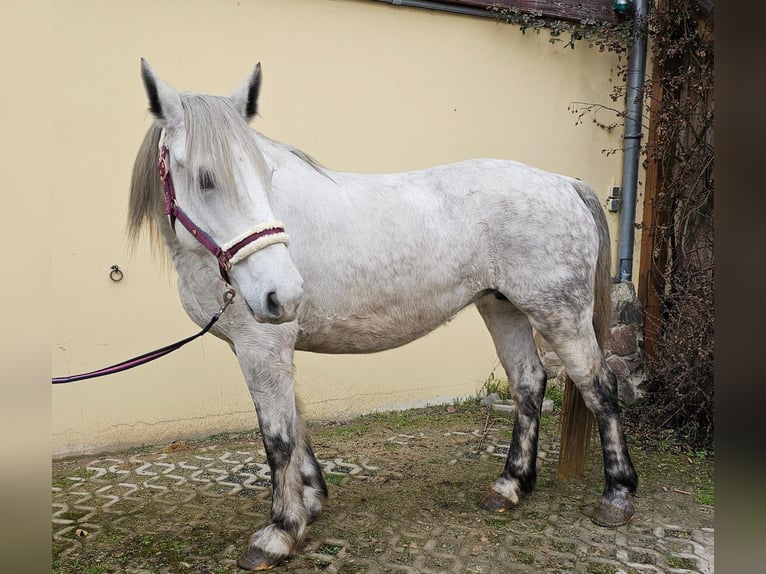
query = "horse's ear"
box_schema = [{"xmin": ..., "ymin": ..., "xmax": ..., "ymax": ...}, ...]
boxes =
[
  {"xmin": 140, "ymin": 58, "xmax": 185, "ymax": 134},
  {"xmin": 231, "ymin": 63, "xmax": 262, "ymax": 121}
]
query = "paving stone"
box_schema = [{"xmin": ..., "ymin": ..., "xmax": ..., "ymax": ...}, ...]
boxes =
[{"xmin": 52, "ymin": 410, "xmax": 714, "ymax": 573}]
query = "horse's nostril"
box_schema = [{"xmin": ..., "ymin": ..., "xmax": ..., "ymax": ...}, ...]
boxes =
[{"xmin": 266, "ymin": 291, "xmax": 281, "ymax": 317}]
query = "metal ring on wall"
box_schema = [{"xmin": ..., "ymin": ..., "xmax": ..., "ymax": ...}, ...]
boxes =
[{"xmin": 109, "ymin": 265, "xmax": 124, "ymax": 282}]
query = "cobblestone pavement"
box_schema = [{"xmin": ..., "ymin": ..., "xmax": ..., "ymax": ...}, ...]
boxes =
[{"xmin": 52, "ymin": 406, "xmax": 714, "ymax": 573}]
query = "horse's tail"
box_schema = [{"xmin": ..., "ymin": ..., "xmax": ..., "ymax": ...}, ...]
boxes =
[{"xmin": 557, "ymin": 179, "xmax": 611, "ymax": 480}]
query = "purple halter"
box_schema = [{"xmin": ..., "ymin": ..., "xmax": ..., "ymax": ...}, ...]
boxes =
[{"xmin": 157, "ymin": 135, "xmax": 289, "ymax": 283}]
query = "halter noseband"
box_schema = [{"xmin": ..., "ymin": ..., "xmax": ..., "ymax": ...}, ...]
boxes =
[{"xmin": 157, "ymin": 131, "xmax": 289, "ymax": 283}]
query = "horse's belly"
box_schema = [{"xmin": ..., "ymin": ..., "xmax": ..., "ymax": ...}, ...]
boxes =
[{"xmin": 294, "ymin": 294, "xmax": 471, "ymax": 354}]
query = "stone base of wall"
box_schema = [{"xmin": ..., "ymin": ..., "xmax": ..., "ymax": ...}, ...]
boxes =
[{"xmin": 534, "ymin": 281, "xmax": 645, "ymax": 406}]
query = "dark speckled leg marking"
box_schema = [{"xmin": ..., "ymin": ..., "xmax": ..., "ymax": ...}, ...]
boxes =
[
  {"xmin": 537, "ymin": 319, "xmax": 638, "ymax": 527},
  {"xmin": 589, "ymin": 366, "xmax": 638, "ymax": 526},
  {"xmin": 476, "ymin": 296, "xmax": 548, "ymax": 511},
  {"xmin": 233, "ymin": 339, "xmax": 327, "ymax": 571}
]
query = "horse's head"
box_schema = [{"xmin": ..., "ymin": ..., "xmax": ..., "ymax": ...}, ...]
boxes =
[{"xmin": 139, "ymin": 59, "xmax": 303, "ymax": 324}]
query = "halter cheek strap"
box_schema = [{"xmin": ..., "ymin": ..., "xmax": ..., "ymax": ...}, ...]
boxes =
[{"xmin": 157, "ymin": 130, "xmax": 289, "ymax": 282}]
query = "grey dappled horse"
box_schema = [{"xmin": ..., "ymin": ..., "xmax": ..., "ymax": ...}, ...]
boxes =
[{"xmin": 129, "ymin": 60, "xmax": 637, "ymax": 570}]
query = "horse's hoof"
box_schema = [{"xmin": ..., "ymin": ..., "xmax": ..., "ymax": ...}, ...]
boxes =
[
  {"xmin": 478, "ymin": 488, "xmax": 515, "ymax": 512},
  {"xmin": 591, "ymin": 500, "xmax": 634, "ymax": 527},
  {"xmin": 237, "ymin": 546, "xmax": 285, "ymax": 571}
]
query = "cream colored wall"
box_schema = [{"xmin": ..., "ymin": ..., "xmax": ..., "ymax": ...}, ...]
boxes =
[{"xmin": 51, "ymin": 0, "xmax": 642, "ymax": 457}]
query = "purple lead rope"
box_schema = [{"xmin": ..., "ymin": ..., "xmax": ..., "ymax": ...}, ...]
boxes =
[{"xmin": 52, "ymin": 289, "xmax": 235, "ymax": 385}]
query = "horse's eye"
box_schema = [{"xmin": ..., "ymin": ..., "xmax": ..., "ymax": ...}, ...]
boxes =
[{"xmin": 199, "ymin": 170, "xmax": 216, "ymax": 191}]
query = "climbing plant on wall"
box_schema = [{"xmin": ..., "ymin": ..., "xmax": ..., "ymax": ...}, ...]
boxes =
[
  {"xmin": 491, "ymin": 0, "xmax": 715, "ymax": 448},
  {"xmin": 632, "ymin": 1, "xmax": 714, "ymax": 450}
]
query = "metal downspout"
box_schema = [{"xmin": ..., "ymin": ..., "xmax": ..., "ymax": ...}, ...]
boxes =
[{"xmin": 617, "ymin": 0, "xmax": 649, "ymax": 282}]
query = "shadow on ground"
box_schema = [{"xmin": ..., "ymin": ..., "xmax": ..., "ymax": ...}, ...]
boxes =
[{"xmin": 53, "ymin": 403, "xmax": 714, "ymax": 573}]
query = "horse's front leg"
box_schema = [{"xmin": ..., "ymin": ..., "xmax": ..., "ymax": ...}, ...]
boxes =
[{"xmin": 234, "ymin": 333, "xmax": 327, "ymax": 571}]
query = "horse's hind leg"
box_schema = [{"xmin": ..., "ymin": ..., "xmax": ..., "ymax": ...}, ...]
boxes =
[
  {"xmin": 538, "ymin": 315, "xmax": 638, "ymax": 526},
  {"xmin": 475, "ymin": 295, "xmax": 548, "ymax": 511},
  {"xmin": 233, "ymin": 332, "xmax": 327, "ymax": 571}
]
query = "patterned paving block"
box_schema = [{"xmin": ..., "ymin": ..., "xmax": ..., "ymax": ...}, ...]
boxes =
[{"xmin": 53, "ymin": 412, "xmax": 714, "ymax": 573}]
